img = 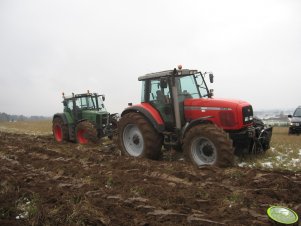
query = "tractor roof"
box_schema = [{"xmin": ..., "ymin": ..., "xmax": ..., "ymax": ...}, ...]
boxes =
[
  {"xmin": 63, "ymin": 92, "xmax": 102, "ymax": 100},
  {"xmin": 138, "ymin": 69, "xmax": 198, "ymax": 81}
]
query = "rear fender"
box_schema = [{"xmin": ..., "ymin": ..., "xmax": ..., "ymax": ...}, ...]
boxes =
[
  {"xmin": 53, "ymin": 113, "xmax": 68, "ymax": 125},
  {"xmin": 181, "ymin": 116, "xmax": 214, "ymax": 140},
  {"xmin": 121, "ymin": 104, "xmax": 165, "ymax": 132}
]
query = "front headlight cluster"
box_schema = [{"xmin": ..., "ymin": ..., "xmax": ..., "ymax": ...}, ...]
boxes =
[
  {"xmin": 290, "ymin": 122, "xmax": 300, "ymax": 126},
  {"xmin": 244, "ymin": 116, "xmax": 253, "ymax": 122}
]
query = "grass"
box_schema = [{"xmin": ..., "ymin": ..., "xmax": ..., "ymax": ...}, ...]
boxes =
[
  {"xmin": 0, "ymin": 120, "xmax": 52, "ymax": 135},
  {"xmin": 238, "ymin": 127, "xmax": 301, "ymax": 172}
]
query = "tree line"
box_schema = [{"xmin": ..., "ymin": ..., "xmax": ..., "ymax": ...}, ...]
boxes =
[{"xmin": 0, "ymin": 112, "xmax": 50, "ymax": 122}]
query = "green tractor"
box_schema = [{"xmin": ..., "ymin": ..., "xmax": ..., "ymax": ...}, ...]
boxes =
[{"xmin": 52, "ymin": 91, "xmax": 118, "ymax": 144}]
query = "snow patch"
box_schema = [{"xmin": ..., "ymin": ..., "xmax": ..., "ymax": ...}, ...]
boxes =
[
  {"xmin": 238, "ymin": 162, "xmax": 247, "ymax": 167},
  {"xmin": 261, "ymin": 162, "xmax": 273, "ymax": 168}
]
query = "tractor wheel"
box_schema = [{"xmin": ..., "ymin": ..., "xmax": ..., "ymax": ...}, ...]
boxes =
[
  {"xmin": 183, "ymin": 124, "xmax": 234, "ymax": 167},
  {"xmin": 52, "ymin": 117, "xmax": 69, "ymax": 142},
  {"xmin": 75, "ymin": 121, "xmax": 98, "ymax": 144},
  {"xmin": 118, "ymin": 112, "xmax": 163, "ymax": 160}
]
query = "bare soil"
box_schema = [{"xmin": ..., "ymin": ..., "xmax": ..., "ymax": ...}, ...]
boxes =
[{"xmin": 0, "ymin": 131, "xmax": 300, "ymax": 226}]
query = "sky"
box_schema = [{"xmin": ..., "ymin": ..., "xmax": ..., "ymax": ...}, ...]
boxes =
[{"xmin": 0, "ymin": 0, "xmax": 301, "ymax": 116}]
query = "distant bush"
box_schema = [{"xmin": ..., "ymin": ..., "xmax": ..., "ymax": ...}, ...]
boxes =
[{"xmin": 0, "ymin": 112, "xmax": 50, "ymax": 122}]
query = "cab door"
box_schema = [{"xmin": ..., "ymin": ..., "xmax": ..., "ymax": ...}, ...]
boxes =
[{"xmin": 147, "ymin": 79, "xmax": 174, "ymax": 130}]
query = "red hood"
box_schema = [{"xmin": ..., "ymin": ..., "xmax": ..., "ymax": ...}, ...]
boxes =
[{"xmin": 184, "ymin": 98, "xmax": 251, "ymax": 110}]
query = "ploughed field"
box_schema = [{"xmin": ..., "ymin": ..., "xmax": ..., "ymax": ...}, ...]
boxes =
[{"xmin": 0, "ymin": 121, "xmax": 300, "ymax": 226}]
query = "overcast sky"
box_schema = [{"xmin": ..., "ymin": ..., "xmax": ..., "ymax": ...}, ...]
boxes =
[{"xmin": 0, "ymin": 0, "xmax": 301, "ymax": 116}]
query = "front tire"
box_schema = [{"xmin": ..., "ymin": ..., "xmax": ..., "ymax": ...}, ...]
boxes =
[
  {"xmin": 183, "ymin": 124, "xmax": 234, "ymax": 167},
  {"xmin": 118, "ymin": 112, "xmax": 163, "ymax": 160},
  {"xmin": 75, "ymin": 121, "xmax": 98, "ymax": 144},
  {"xmin": 52, "ymin": 117, "xmax": 69, "ymax": 143}
]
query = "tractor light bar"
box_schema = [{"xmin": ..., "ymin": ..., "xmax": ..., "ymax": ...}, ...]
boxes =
[{"xmin": 177, "ymin": 69, "xmax": 198, "ymax": 76}]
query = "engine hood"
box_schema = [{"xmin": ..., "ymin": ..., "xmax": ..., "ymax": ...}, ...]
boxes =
[
  {"xmin": 290, "ymin": 116, "xmax": 301, "ymax": 123},
  {"xmin": 184, "ymin": 98, "xmax": 253, "ymax": 130},
  {"xmin": 184, "ymin": 98, "xmax": 251, "ymax": 110},
  {"xmin": 82, "ymin": 110, "xmax": 109, "ymax": 115}
]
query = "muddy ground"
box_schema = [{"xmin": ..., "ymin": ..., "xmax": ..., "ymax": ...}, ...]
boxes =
[{"xmin": 0, "ymin": 131, "xmax": 300, "ymax": 226}]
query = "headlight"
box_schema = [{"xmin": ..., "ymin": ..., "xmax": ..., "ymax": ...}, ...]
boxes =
[{"xmin": 244, "ymin": 116, "xmax": 253, "ymax": 122}]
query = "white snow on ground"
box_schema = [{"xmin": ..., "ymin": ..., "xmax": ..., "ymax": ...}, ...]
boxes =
[
  {"xmin": 237, "ymin": 162, "xmax": 248, "ymax": 167},
  {"xmin": 237, "ymin": 147, "xmax": 301, "ymax": 171},
  {"xmin": 261, "ymin": 162, "xmax": 273, "ymax": 169}
]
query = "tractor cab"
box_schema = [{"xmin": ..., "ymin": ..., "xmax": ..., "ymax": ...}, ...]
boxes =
[
  {"xmin": 138, "ymin": 66, "xmax": 213, "ymax": 130},
  {"xmin": 63, "ymin": 92, "xmax": 106, "ymax": 111}
]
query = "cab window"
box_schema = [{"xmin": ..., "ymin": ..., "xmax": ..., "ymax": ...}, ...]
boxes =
[{"xmin": 149, "ymin": 79, "xmax": 170, "ymax": 103}]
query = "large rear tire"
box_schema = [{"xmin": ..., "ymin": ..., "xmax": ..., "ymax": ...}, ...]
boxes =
[
  {"xmin": 118, "ymin": 112, "xmax": 163, "ymax": 160},
  {"xmin": 183, "ymin": 124, "xmax": 234, "ymax": 167},
  {"xmin": 52, "ymin": 117, "xmax": 69, "ymax": 143},
  {"xmin": 75, "ymin": 121, "xmax": 98, "ymax": 144}
]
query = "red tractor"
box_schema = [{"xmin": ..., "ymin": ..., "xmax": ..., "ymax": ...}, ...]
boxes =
[{"xmin": 118, "ymin": 66, "xmax": 272, "ymax": 167}]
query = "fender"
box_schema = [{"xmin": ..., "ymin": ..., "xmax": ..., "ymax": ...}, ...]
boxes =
[
  {"xmin": 53, "ymin": 113, "xmax": 68, "ymax": 125},
  {"xmin": 121, "ymin": 103, "xmax": 165, "ymax": 132},
  {"xmin": 181, "ymin": 116, "xmax": 214, "ymax": 139}
]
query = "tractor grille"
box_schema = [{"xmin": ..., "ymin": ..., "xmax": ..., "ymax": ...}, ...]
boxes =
[
  {"xmin": 242, "ymin": 105, "xmax": 253, "ymax": 125},
  {"xmin": 219, "ymin": 111, "xmax": 235, "ymax": 127},
  {"xmin": 96, "ymin": 115, "xmax": 101, "ymax": 125},
  {"xmin": 102, "ymin": 114, "xmax": 109, "ymax": 127}
]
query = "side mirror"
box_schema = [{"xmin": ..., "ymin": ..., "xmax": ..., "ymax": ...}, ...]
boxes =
[
  {"xmin": 102, "ymin": 95, "xmax": 105, "ymax": 101},
  {"xmin": 209, "ymin": 73, "xmax": 214, "ymax": 83},
  {"xmin": 160, "ymin": 78, "xmax": 168, "ymax": 89},
  {"xmin": 288, "ymin": 115, "xmax": 292, "ymax": 118},
  {"xmin": 209, "ymin": 89, "xmax": 214, "ymax": 98},
  {"xmin": 63, "ymin": 100, "xmax": 67, "ymax": 107}
]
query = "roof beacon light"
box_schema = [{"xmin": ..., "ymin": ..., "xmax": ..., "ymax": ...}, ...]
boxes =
[{"xmin": 178, "ymin": 65, "xmax": 182, "ymax": 70}]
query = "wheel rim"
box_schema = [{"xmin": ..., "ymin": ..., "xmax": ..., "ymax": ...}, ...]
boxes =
[
  {"xmin": 123, "ymin": 124, "xmax": 144, "ymax": 157},
  {"xmin": 77, "ymin": 129, "xmax": 88, "ymax": 144},
  {"xmin": 54, "ymin": 125, "xmax": 63, "ymax": 142},
  {"xmin": 191, "ymin": 137, "xmax": 217, "ymax": 165}
]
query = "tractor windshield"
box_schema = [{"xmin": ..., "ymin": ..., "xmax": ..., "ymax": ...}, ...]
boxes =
[
  {"xmin": 195, "ymin": 73, "xmax": 210, "ymax": 97},
  {"xmin": 75, "ymin": 95, "xmax": 106, "ymax": 111},
  {"xmin": 293, "ymin": 108, "xmax": 301, "ymax": 117},
  {"xmin": 177, "ymin": 74, "xmax": 209, "ymax": 98}
]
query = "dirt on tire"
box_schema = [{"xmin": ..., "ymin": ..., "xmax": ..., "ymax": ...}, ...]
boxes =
[
  {"xmin": 118, "ymin": 112, "xmax": 163, "ymax": 160},
  {"xmin": 76, "ymin": 120, "xmax": 99, "ymax": 144},
  {"xmin": 52, "ymin": 117, "xmax": 69, "ymax": 142},
  {"xmin": 183, "ymin": 124, "xmax": 234, "ymax": 167},
  {"xmin": 0, "ymin": 131, "xmax": 300, "ymax": 226}
]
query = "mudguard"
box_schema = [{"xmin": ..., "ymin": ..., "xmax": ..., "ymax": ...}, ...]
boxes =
[
  {"xmin": 121, "ymin": 103, "xmax": 165, "ymax": 132},
  {"xmin": 53, "ymin": 113, "xmax": 68, "ymax": 125},
  {"xmin": 181, "ymin": 116, "xmax": 214, "ymax": 139}
]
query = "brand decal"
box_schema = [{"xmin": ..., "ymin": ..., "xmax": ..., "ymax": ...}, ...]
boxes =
[{"xmin": 185, "ymin": 106, "xmax": 232, "ymax": 112}]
